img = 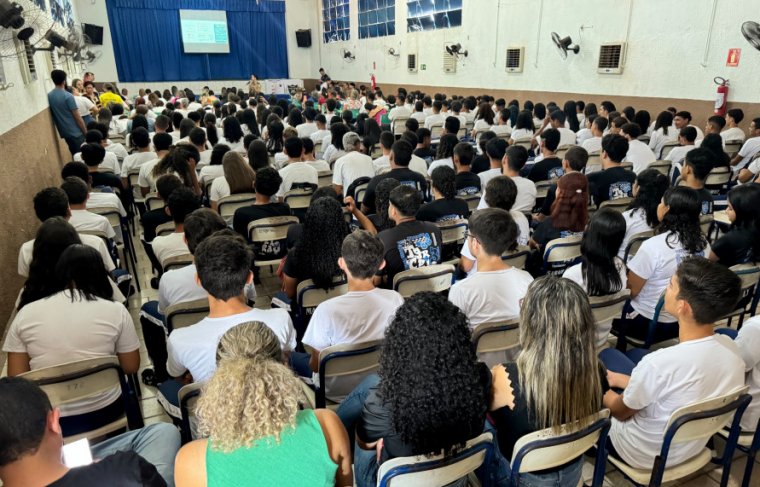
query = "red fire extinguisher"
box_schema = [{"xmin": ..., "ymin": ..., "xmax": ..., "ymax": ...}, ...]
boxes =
[
  {"xmin": 370, "ymin": 73, "xmax": 377, "ymax": 91},
  {"xmin": 714, "ymin": 77, "xmax": 729, "ymax": 116}
]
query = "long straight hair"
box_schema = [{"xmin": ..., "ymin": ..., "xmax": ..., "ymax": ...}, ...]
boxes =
[
  {"xmin": 222, "ymin": 152, "xmax": 255, "ymax": 194},
  {"xmin": 581, "ymin": 208, "xmax": 625, "ymax": 296},
  {"xmin": 204, "ymin": 113, "xmax": 219, "ymax": 146},
  {"xmin": 550, "ymin": 172, "xmax": 588, "ymax": 232},
  {"xmin": 518, "ymin": 276, "xmax": 602, "ymax": 430}
]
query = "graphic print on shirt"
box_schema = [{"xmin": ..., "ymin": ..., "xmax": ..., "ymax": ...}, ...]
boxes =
[
  {"xmin": 675, "ymin": 248, "xmax": 705, "ymax": 266},
  {"xmin": 609, "ymin": 181, "xmax": 633, "ymax": 200},
  {"xmin": 457, "ymin": 186, "xmax": 480, "ymax": 196},
  {"xmin": 396, "ymin": 232, "xmax": 440, "ymax": 270},
  {"xmin": 548, "ymin": 167, "xmax": 565, "ymax": 180},
  {"xmin": 701, "ymin": 200, "xmax": 713, "ymax": 215}
]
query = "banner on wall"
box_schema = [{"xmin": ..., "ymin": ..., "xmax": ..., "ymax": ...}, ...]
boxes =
[
  {"xmin": 50, "ymin": 0, "xmax": 74, "ymax": 28},
  {"xmin": 34, "ymin": 0, "xmax": 46, "ymax": 11}
]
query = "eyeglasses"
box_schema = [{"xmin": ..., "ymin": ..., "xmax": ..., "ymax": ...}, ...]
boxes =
[{"xmin": 464, "ymin": 231, "xmax": 477, "ymax": 241}]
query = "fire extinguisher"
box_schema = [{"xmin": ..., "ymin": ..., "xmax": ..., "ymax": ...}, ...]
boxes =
[
  {"xmin": 714, "ymin": 77, "xmax": 729, "ymax": 116},
  {"xmin": 370, "ymin": 73, "xmax": 377, "ymax": 91}
]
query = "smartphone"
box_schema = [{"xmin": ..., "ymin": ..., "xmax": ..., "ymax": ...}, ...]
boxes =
[{"xmin": 62, "ymin": 438, "xmax": 93, "ymax": 468}]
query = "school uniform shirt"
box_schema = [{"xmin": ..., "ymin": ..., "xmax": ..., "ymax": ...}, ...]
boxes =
[
  {"xmin": 663, "ymin": 145, "xmax": 695, "ymax": 166},
  {"xmin": 372, "ymin": 155, "xmax": 392, "ymax": 174},
  {"xmin": 69, "ymin": 209, "xmax": 115, "ymax": 240},
  {"xmin": 648, "ymin": 127, "xmax": 679, "ymax": 159},
  {"xmin": 3, "ymin": 290, "xmax": 139, "ymax": 416},
  {"xmin": 151, "ymin": 232, "xmax": 189, "ymax": 266},
  {"xmin": 562, "ymin": 259, "xmax": 628, "ymax": 347},
  {"xmin": 410, "ymin": 111, "xmax": 427, "ymax": 123},
  {"xmin": 478, "ymin": 168, "xmax": 503, "ymax": 188},
  {"xmin": 455, "ymin": 172, "xmax": 482, "ymax": 196},
  {"xmin": 582, "ymin": 136, "xmax": 603, "ymax": 155},
  {"xmin": 557, "ymin": 127, "xmax": 576, "ymax": 147},
  {"xmin": 296, "ymin": 122, "xmax": 318, "ymax": 138},
  {"xmin": 624, "ymin": 140, "xmax": 657, "ymax": 174},
  {"xmin": 105, "ymin": 141, "xmax": 129, "ymax": 162},
  {"xmin": 305, "ymin": 159, "xmax": 331, "ymax": 172},
  {"xmin": 460, "ymin": 210, "xmax": 530, "ymax": 275},
  {"xmin": 449, "ymin": 268, "xmax": 533, "ymax": 328},
  {"xmin": 610, "ymin": 334, "xmax": 744, "ymax": 469},
  {"xmin": 416, "ymin": 198, "xmax": 469, "ymax": 223},
  {"xmin": 491, "ymin": 125, "xmax": 511, "ymax": 137},
  {"xmin": 120, "ymin": 152, "xmax": 156, "ymax": 180},
  {"xmin": 209, "ymin": 177, "xmax": 231, "ymax": 203},
  {"xmin": 576, "ymin": 128, "xmax": 592, "ymax": 145},
  {"xmin": 720, "ymin": 127, "xmax": 746, "ymax": 143},
  {"xmin": 221, "ymin": 137, "xmax": 245, "ymax": 153},
  {"xmin": 18, "ymin": 233, "xmax": 115, "ymax": 277},
  {"xmin": 627, "ymin": 232, "xmax": 709, "ymax": 322},
  {"xmin": 619, "ymin": 208, "xmax": 653, "ymax": 261},
  {"xmin": 587, "ymin": 166, "xmax": 636, "ymax": 206},
  {"xmin": 362, "ymin": 168, "xmax": 428, "ymax": 215},
  {"xmin": 137, "ymin": 159, "xmax": 161, "ymax": 192},
  {"xmin": 711, "ymin": 226, "xmax": 759, "ymax": 268},
  {"xmin": 736, "ymin": 137, "xmax": 760, "ymax": 170},
  {"xmin": 277, "ymin": 162, "xmax": 319, "ymax": 198},
  {"xmin": 377, "ymin": 220, "xmax": 443, "ymax": 287},
  {"xmin": 310, "ymin": 129, "xmax": 331, "ymax": 144},
  {"xmin": 75, "ymin": 150, "xmax": 121, "ymax": 174},
  {"xmin": 427, "ymin": 157, "xmax": 454, "ymax": 176},
  {"xmin": 695, "ymin": 187, "xmax": 714, "ymax": 215},
  {"xmin": 199, "ymin": 164, "xmax": 224, "ymax": 185},
  {"xmin": 166, "ymin": 308, "xmax": 295, "ymax": 382},
  {"xmin": 424, "ymin": 113, "xmax": 446, "ymax": 131},
  {"xmin": 735, "ymin": 316, "xmax": 760, "ymax": 430},
  {"xmin": 332, "ymin": 151, "xmax": 375, "ymax": 195},
  {"xmin": 509, "ymin": 128, "xmax": 533, "ymax": 142},
  {"xmin": 73, "ymin": 95, "xmax": 95, "ymax": 117},
  {"xmin": 527, "ymin": 157, "xmax": 564, "ymax": 183}
]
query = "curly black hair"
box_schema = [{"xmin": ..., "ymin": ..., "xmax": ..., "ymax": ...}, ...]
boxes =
[
  {"xmin": 658, "ymin": 187, "xmax": 708, "ymax": 254},
  {"xmin": 379, "ymin": 292, "xmax": 488, "ymax": 456}
]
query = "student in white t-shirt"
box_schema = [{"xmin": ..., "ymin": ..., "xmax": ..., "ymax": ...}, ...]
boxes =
[
  {"xmin": 649, "ymin": 111, "xmax": 678, "ymax": 159},
  {"xmin": 733, "ymin": 315, "xmax": 760, "ymax": 431},
  {"xmin": 621, "ymin": 122, "xmax": 656, "ymax": 174},
  {"xmin": 575, "ymin": 114, "xmax": 594, "ymax": 146},
  {"xmin": 581, "ymin": 117, "xmax": 607, "ymax": 156},
  {"xmin": 159, "ymin": 232, "xmax": 295, "ymax": 417},
  {"xmin": 332, "ymin": 132, "xmax": 374, "ymax": 196},
  {"xmin": 618, "ymin": 169, "xmax": 669, "ymax": 261},
  {"xmin": 721, "ymin": 108, "xmax": 746, "ymax": 143},
  {"xmin": 152, "ymin": 187, "xmax": 200, "ymax": 268},
  {"xmin": 562, "ymin": 208, "xmax": 627, "ymax": 348},
  {"xmin": 4, "ymin": 244, "xmax": 140, "ymax": 435},
  {"xmin": 277, "ymin": 137, "xmax": 318, "ymax": 199},
  {"xmin": 619, "ymin": 187, "xmax": 710, "ymax": 345},
  {"xmin": 297, "ymin": 231, "xmax": 403, "ymax": 398},
  {"xmin": 301, "ymin": 137, "xmax": 331, "ymax": 173},
  {"xmin": 477, "ymin": 144, "xmax": 536, "ymax": 214},
  {"xmin": 450, "ymin": 208, "xmax": 533, "ymax": 328},
  {"xmin": 137, "ymin": 133, "xmax": 173, "ymax": 196},
  {"xmin": 663, "ymin": 126, "xmax": 697, "ymax": 170},
  {"xmin": 209, "ymin": 152, "xmax": 255, "ymax": 222},
  {"xmin": 508, "ymin": 110, "xmax": 535, "ymax": 145},
  {"xmin": 61, "ymin": 176, "xmax": 117, "ymax": 241},
  {"xmin": 120, "ymin": 128, "xmax": 156, "ymax": 196},
  {"xmin": 732, "ymin": 117, "xmax": 760, "ymax": 175},
  {"xmin": 602, "ymin": 257, "xmax": 744, "ymax": 470},
  {"xmin": 74, "ymin": 131, "xmax": 121, "ymax": 174},
  {"xmin": 478, "ymin": 138, "xmax": 508, "ymax": 188}
]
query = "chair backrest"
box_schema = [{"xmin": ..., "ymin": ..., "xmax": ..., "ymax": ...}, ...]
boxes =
[
  {"xmin": 297, "ymin": 277, "xmax": 349, "ymax": 315},
  {"xmin": 623, "ymin": 230, "xmax": 654, "ymax": 262},
  {"xmin": 317, "ymin": 340, "xmax": 383, "ymax": 408},
  {"xmin": 462, "ymin": 193, "xmax": 481, "ymax": 212},
  {"xmin": 317, "ymin": 170, "xmax": 333, "ymax": 189},
  {"xmin": 429, "ymin": 121, "xmax": 444, "ymax": 139},
  {"xmin": 393, "ymin": 264, "xmax": 455, "ymax": 298},
  {"xmin": 127, "ymin": 169, "xmax": 141, "ymax": 191},
  {"xmin": 543, "ymin": 235, "xmax": 582, "ymax": 274},
  {"xmin": 555, "ymin": 144, "xmax": 572, "ymax": 160},
  {"xmin": 392, "ymin": 117, "xmax": 409, "ymax": 135},
  {"xmin": 620, "ymin": 161, "xmax": 634, "ymax": 172},
  {"xmin": 472, "ymin": 319, "xmax": 520, "ymax": 368},
  {"xmin": 589, "ymin": 289, "xmax": 631, "ymax": 324},
  {"xmin": 534, "ymin": 180, "xmax": 552, "ymax": 200},
  {"xmin": 370, "ymin": 145, "xmax": 383, "ymax": 159},
  {"xmin": 283, "ymin": 187, "xmax": 314, "ymax": 212},
  {"xmin": 217, "ymin": 193, "xmax": 256, "ymax": 222},
  {"xmin": 162, "ymin": 253, "xmax": 194, "ymax": 272},
  {"xmin": 19, "ymin": 356, "xmax": 131, "ymax": 443},
  {"xmin": 665, "ymin": 387, "xmax": 750, "ymax": 446},
  {"xmin": 731, "ymin": 263, "xmax": 760, "ymax": 309},
  {"xmin": 88, "ymin": 206, "xmax": 121, "ymax": 229},
  {"xmin": 648, "ymin": 159, "xmax": 672, "ymax": 176},
  {"xmin": 247, "ymin": 215, "xmax": 299, "ymax": 244},
  {"xmin": 512, "ymin": 137, "xmax": 532, "ymax": 151},
  {"xmin": 437, "ymin": 219, "xmax": 468, "ymax": 246},
  {"xmin": 586, "ymin": 151, "xmax": 601, "ymax": 172},
  {"xmin": 354, "ymin": 182, "xmax": 370, "ymax": 204},
  {"xmin": 511, "ymin": 410, "xmax": 611, "ymax": 476},
  {"xmin": 155, "ymin": 221, "xmax": 175, "ymax": 237},
  {"xmin": 661, "ymin": 141, "xmax": 680, "ymax": 160},
  {"xmin": 502, "ymin": 245, "xmax": 531, "ymax": 270},
  {"xmin": 599, "ymin": 196, "xmax": 633, "ymax": 213},
  {"xmin": 165, "ymin": 297, "xmax": 210, "ymax": 331},
  {"xmin": 145, "ymin": 192, "xmax": 163, "ymax": 211},
  {"xmin": 457, "ymin": 127, "xmax": 467, "ymax": 139},
  {"xmin": 699, "ymin": 214, "xmax": 714, "ymax": 236},
  {"xmin": 704, "ymin": 165, "xmax": 732, "ymax": 191},
  {"xmin": 179, "ymin": 381, "xmax": 203, "ymax": 443},
  {"xmin": 723, "ymin": 140, "xmax": 743, "ymax": 157},
  {"xmin": 313, "ymin": 140, "xmax": 323, "ymax": 156},
  {"xmin": 377, "ymin": 432, "xmax": 493, "ymax": 487}
]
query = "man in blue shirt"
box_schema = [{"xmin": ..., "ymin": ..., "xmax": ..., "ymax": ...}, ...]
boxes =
[{"xmin": 48, "ymin": 70, "xmax": 87, "ymax": 157}]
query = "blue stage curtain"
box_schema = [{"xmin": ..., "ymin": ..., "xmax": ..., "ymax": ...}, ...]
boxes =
[{"xmin": 105, "ymin": 0, "xmax": 288, "ymax": 82}]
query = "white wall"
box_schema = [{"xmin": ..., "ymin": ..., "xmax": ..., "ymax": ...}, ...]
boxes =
[{"xmin": 315, "ymin": 0, "xmax": 760, "ymax": 103}]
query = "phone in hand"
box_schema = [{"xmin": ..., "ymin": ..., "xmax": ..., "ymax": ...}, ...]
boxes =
[{"xmin": 62, "ymin": 438, "xmax": 93, "ymax": 468}]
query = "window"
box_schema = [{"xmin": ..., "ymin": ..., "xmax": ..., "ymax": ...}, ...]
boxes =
[
  {"xmin": 322, "ymin": 0, "xmax": 350, "ymax": 43},
  {"xmin": 359, "ymin": 0, "xmax": 395, "ymax": 39},
  {"xmin": 407, "ymin": 0, "xmax": 463, "ymax": 32}
]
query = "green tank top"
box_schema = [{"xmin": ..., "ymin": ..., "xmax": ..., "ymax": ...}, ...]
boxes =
[{"xmin": 206, "ymin": 409, "xmax": 337, "ymax": 487}]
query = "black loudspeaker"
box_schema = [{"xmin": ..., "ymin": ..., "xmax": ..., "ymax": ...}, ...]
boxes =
[
  {"xmin": 83, "ymin": 23, "xmax": 103, "ymax": 45},
  {"xmin": 296, "ymin": 29, "xmax": 312, "ymax": 48}
]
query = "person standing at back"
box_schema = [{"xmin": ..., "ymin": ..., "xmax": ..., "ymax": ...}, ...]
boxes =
[{"xmin": 48, "ymin": 69, "xmax": 87, "ymax": 157}]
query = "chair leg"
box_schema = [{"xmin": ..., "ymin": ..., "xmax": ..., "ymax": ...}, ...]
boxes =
[{"xmin": 741, "ymin": 448, "xmax": 756, "ymax": 487}]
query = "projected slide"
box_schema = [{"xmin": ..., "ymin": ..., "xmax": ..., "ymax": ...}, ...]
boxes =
[{"xmin": 179, "ymin": 10, "xmax": 230, "ymax": 54}]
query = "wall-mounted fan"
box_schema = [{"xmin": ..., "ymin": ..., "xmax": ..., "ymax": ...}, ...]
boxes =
[
  {"xmin": 342, "ymin": 48, "xmax": 355, "ymax": 61},
  {"xmin": 0, "ymin": 0, "xmax": 55, "ymax": 58},
  {"xmin": 742, "ymin": 21, "xmax": 760, "ymax": 51},
  {"xmin": 445, "ymin": 43, "xmax": 468, "ymax": 58},
  {"xmin": 551, "ymin": 32, "xmax": 580, "ymax": 59}
]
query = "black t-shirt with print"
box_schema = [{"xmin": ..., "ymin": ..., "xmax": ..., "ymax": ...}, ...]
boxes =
[
  {"xmin": 363, "ymin": 168, "xmax": 428, "ymax": 214},
  {"xmin": 527, "ymin": 157, "xmax": 563, "ymax": 183},
  {"xmin": 414, "ymin": 147, "xmax": 436, "ymax": 162},
  {"xmin": 416, "ymin": 198, "xmax": 469, "ymax": 223},
  {"xmin": 587, "ymin": 166, "xmax": 637, "ymax": 206},
  {"xmin": 48, "ymin": 451, "xmax": 166, "ymax": 487},
  {"xmin": 233, "ymin": 202, "xmax": 292, "ymax": 260},
  {"xmin": 696, "ymin": 187, "xmax": 714, "ymax": 215},
  {"xmin": 532, "ymin": 217, "xmax": 584, "ymax": 248},
  {"xmin": 455, "ymin": 172, "xmax": 482, "ymax": 196},
  {"xmin": 377, "ymin": 220, "xmax": 443, "ymax": 288}
]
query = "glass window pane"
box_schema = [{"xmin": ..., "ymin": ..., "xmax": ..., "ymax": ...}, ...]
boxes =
[
  {"xmin": 388, "ymin": 21, "xmax": 396, "ymax": 36},
  {"xmin": 376, "ymin": 9, "xmax": 386, "ymax": 22}
]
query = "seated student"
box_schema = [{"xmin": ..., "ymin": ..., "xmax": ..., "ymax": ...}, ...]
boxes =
[
  {"xmin": 608, "ymin": 116, "xmax": 627, "ymax": 136},
  {"xmin": 450, "ymin": 208, "xmax": 533, "ymax": 328},
  {"xmin": 79, "ymin": 143, "xmax": 123, "ymax": 192},
  {"xmin": 275, "ymin": 137, "xmax": 318, "ymax": 199},
  {"xmin": 361, "ymin": 140, "xmax": 427, "ymax": 215},
  {"xmin": 490, "ymin": 276, "xmax": 608, "ymax": 485},
  {"xmin": 348, "ymin": 292, "xmax": 490, "ymax": 487},
  {"xmin": 563, "ymin": 208, "xmax": 628, "ymax": 347},
  {"xmin": 60, "ymin": 176, "xmax": 117, "ymax": 242},
  {"xmin": 183, "ymin": 128, "xmax": 211, "ymax": 166},
  {"xmin": 546, "ymin": 109, "xmax": 576, "ymax": 147},
  {"xmin": 297, "ymin": 107, "xmax": 318, "ymax": 138},
  {"xmin": 602, "ymin": 257, "xmax": 744, "ymax": 470},
  {"xmin": 296, "ymin": 231, "xmax": 404, "ymax": 386},
  {"xmin": 321, "ymin": 121, "xmax": 348, "ymax": 165},
  {"xmin": 174, "ymin": 322, "xmax": 352, "ymax": 487},
  {"xmin": 576, "ymin": 113, "xmax": 595, "ymax": 145},
  {"xmin": 533, "ymin": 146, "xmax": 587, "ymax": 221},
  {"xmin": 426, "ymin": 133, "xmax": 458, "ymax": 176},
  {"xmin": 61, "ymin": 161, "xmax": 126, "ymax": 218},
  {"xmin": 310, "ymin": 113, "xmax": 330, "ymax": 146},
  {"xmin": 4, "ymin": 244, "xmax": 140, "ymax": 436},
  {"xmin": 734, "ymin": 314, "xmax": 760, "ymax": 433},
  {"xmin": 198, "ymin": 144, "xmax": 230, "ymax": 189},
  {"xmin": 530, "ymin": 172, "xmax": 589, "ymax": 250},
  {"xmin": 442, "ymin": 115, "xmax": 461, "ymax": 137},
  {"xmin": 332, "ymin": 132, "xmax": 375, "ymax": 196},
  {"xmin": 18, "ymin": 188, "xmax": 114, "ymax": 278},
  {"xmin": 735, "ymin": 120, "xmax": 760, "ymax": 179},
  {"xmin": 413, "ymin": 127, "xmax": 436, "ymax": 161},
  {"xmin": 451, "ymin": 142, "xmax": 482, "ymax": 196},
  {"xmin": 416, "ymin": 166, "xmax": 469, "ymax": 223},
  {"xmin": 300, "ymin": 136, "xmax": 331, "ymax": 172},
  {"xmin": 423, "ymin": 100, "xmax": 445, "ymax": 129},
  {"xmin": 527, "ymin": 128, "xmax": 563, "ymax": 182},
  {"xmin": 404, "ymin": 117, "xmax": 420, "ymax": 134},
  {"xmin": 490, "ymin": 109, "xmax": 511, "ymax": 137},
  {"xmin": 680, "ymin": 147, "xmax": 715, "ymax": 215},
  {"xmin": 618, "ymin": 169, "xmax": 669, "ymax": 260},
  {"xmin": 151, "ymin": 187, "xmax": 200, "ymax": 267},
  {"xmin": 0, "ymin": 378, "xmax": 180, "ymax": 487},
  {"xmin": 673, "ymin": 110, "xmax": 704, "ymax": 140},
  {"xmin": 410, "ymin": 100, "xmax": 427, "ymax": 123},
  {"xmin": 582, "ymin": 116, "xmax": 607, "ymax": 155},
  {"xmin": 709, "ymin": 184, "xmax": 760, "ymax": 267},
  {"xmin": 74, "ymin": 130, "xmax": 121, "ymax": 174},
  {"xmin": 119, "ymin": 127, "xmax": 155, "ymax": 193},
  {"xmin": 664, "ymin": 126, "xmax": 698, "ymax": 168},
  {"xmin": 137, "ymin": 132, "xmax": 174, "ymax": 196},
  {"xmin": 700, "ymin": 114, "xmax": 726, "ymax": 145},
  {"xmin": 233, "ymin": 167, "xmax": 291, "ymax": 256},
  {"xmin": 472, "ymin": 131, "xmax": 497, "ymax": 174},
  {"xmin": 140, "ymin": 174, "xmax": 181, "ymax": 246},
  {"xmin": 281, "ymin": 197, "xmax": 349, "ymax": 300},
  {"xmin": 479, "ymin": 137, "xmax": 509, "ymax": 188},
  {"xmin": 160, "ymin": 233, "xmax": 295, "ymax": 416},
  {"xmin": 370, "ymin": 131, "xmax": 396, "ymax": 174},
  {"xmin": 621, "ymin": 122, "xmax": 656, "ymax": 174},
  {"xmin": 376, "ymin": 185, "xmax": 443, "ymax": 288},
  {"xmin": 209, "ymin": 152, "xmax": 255, "ymax": 213},
  {"xmin": 721, "ymin": 108, "xmax": 746, "ymax": 143},
  {"xmin": 618, "ymin": 187, "xmax": 710, "ymax": 345},
  {"xmin": 587, "ymin": 134, "xmax": 636, "ymax": 206},
  {"xmin": 398, "ymin": 130, "xmax": 433, "ymax": 177},
  {"xmin": 507, "ymin": 110, "xmax": 535, "ymax": 145}
]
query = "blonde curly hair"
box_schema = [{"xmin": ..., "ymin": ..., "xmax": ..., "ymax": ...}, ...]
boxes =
[{"xmin": 197, "ymin": 322, "xmax": 303, "ymax": 453}]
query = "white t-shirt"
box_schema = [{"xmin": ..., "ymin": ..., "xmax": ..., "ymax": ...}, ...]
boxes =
[
  {"xmin": 69, "ymin": 209, "xmax": 115, "ymax": 240},
  {"xmin": 582, "ymin": 136, "xmax": 602, "ymax": 154},
  {"xmin": 75, "ymin": 151, "xmax": 121, "ymax": 174},
  {"xmin": 473, "ymin": 119, "xmax": 491, "ymax": 134},
  {"xmin": 332, "ymin": 151, "xmax": 375, "ymax": 194},
  {"xmin": 562, "ymin": 258, "xmax": 628, "ymax": 347},
  {"xmin": 449, "ymin": 268, "xmax": 533, "ymax": 328},
  {"xmin": 428, "ymin": 158, "xmax": 453, "ymax": 176},
  {"xmin": 491, "ymin": 125, "xmax": 511, "ymax": 137},
  {"xmin": 105, "ymin": 142, "xmax": 129, "ymax": 162},
  {"xmin": 477, "ymin": 176, "xmax": 536, "ymax": 214},
  {"xmin": 576, "ymin": 128, "xmax": 593, "ymax": 145},
  {"xmin": 479, "ymin": 168, "xmax": 502, "ymax": 188},
  {"xmin": 409, "ymin": 155, "xmax": 430, "ymax": 178},
  {"xmin": 425, "ymin": 113, "xmax": 446, "ymax": 130},
  {"xmin": 156, "ymin": 263, "xmax": 256, "ymax": 315},
  {"xmin": 305, "ymin": 159, "xmax": 331, "ymax": 172},
  {"xmin": 388, "ymin": 106, "xmax": 412, "ymax": 121},
  {"xmin": 121, "ymin": 152, "xmax": 156, "ymax": 179},
  {"xmin": 18, "ymin": 233, "xmax": 114, "ymax": 277},
  {"xmin": 624, "ymin": 140, "xmax": 657, "ymax": 174},
  {"xmin": 460, "ymin": 210, "xmax": 530, "ymax": 275},
  {"xmin": 411, "ymin": 112, "xmax": 427, "ymax": 123},
  {"xmin": 209, "ymin": 177, "xmax": 231, "ymax": 203},
  {"xmin": 649, "ymin": 127, "xmax": 678, "ymax": 159},
  {"xmin": 737, "ymin": 137, "xmax": 760, "ymax": 169},
  {"xmin": 310, "ymin": 129, "xmax": 330, "ymax": 144},
  {"xmin": 610, "ymin": 335, "xmax": 744, "ymax": 469},
  {"xmin": 137, "ymin": 159, "xmax": 161, "ymax": 192},
  {"xmin": 297, "ymin": 122, "xmax": 318, "ymax": 138},
  {"xmin": 3, "ymin": 290, "xmax": 139, "ymax": 416},
  {"xmin": 152, "ymin": 232, "xmax": 189, "ymax": 266},
  {"xmin": 373, "ymin": 155, "xmax": 391, "ymax": 174},
  {"xmin": 735, "ymin": 316, "xmax": 760, "ymax": 430},
  {"xmin": 277, "ymin": 162, "xmax": 319, "ymax": 198},
  {"xmin": 627, "ymin": 232, "xmax": 709, "ymax": 322},
  {"xmin": 619, "ymin": 208, "xmax": 653, "ymax": 261},
  {"xmin": 221, "ymin": 137, "xmax": 245, "ymax": 153},
  {"xmin": 720, "ymin": 127, "xmax": 746, "ymax": 143},
  {"xmin": 74, "ymin": 95, "xmax": 94, "ymax": 117},
  {"xmin": 199, "ymin": 165, "xmax": 224, "ymax": 185},
  {"xmin": 664, "ymin": 145, "xmax": 695, "ymax": 166},
  {"xmin": 87, "ymin": 192, "xmax": 127, "ymax": 217},
  {"xmin": 274, "ymin": 152, "xmax": 289, "ymax": 169},
  {"xmin": 557, "ymin": 127, "xmax": 576, "ymax": 147},
  {"xmin": 166, "ymin": 308, "xmax": 295, "ymax": 382},
  {"xmin": 509, "ymin": 128, "xmax": 533, "ymax": 142}
]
